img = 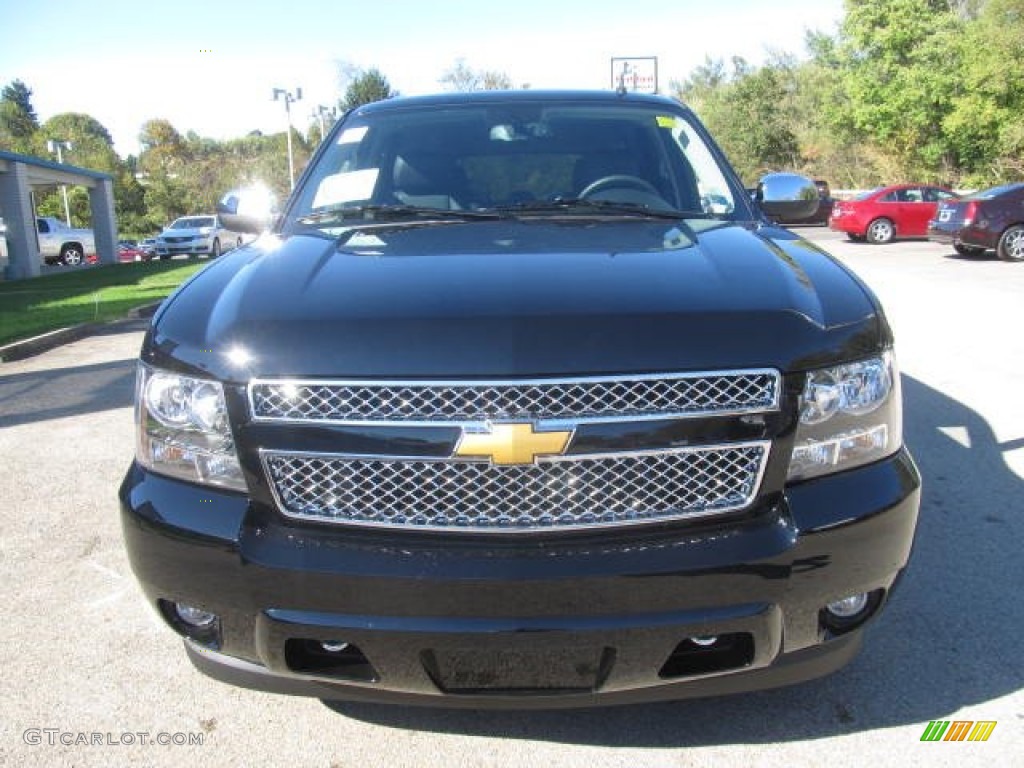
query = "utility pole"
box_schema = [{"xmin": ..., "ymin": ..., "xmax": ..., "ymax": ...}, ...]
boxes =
[
  {"xmin": 312, "ymin": 104, "xmax": 337, "ymax": 143},
  {"xmin": 46, "ymin": 138, "xmax": 74, "ymax": 225},
  {"xmin": 272, "ymin": 87, "xmax": 303, "ymax": 190}
]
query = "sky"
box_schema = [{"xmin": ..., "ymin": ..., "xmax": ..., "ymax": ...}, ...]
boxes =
[{"xmin": 1, "ymin": 0, "xmax": 845, "ymax": 159}]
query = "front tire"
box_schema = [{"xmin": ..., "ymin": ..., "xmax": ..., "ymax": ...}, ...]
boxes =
[
  {"xmin": 866, "ymin": 218, "xmax": 895, "ymax": 244},
  {"xmin": 59, "ymin": 244, "xmax": 84, "ymax": 266},
  {"xmin": 210, "ymin": 238, "xmax": 222, "ymax": 258},
  {"xmin": 997, "ymin": 225, "xmax": 1024, "ymax": 262}
]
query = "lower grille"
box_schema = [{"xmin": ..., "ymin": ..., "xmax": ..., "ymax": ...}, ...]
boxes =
[{"xmin": 262, "ymin": 442, "xmax": 769, "ymax": 532}]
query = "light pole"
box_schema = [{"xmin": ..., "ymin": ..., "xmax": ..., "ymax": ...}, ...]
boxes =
[
  {"xmin": 46, "ymin": 138, "xmax": 73, "ymax": 225},
  {"xmin": 272, "ymin": 87, "xmax": 303, "ymax": 190},
  {"xmin": 312, "ymin": 104, "xmax": 337, "ymax": 142}
]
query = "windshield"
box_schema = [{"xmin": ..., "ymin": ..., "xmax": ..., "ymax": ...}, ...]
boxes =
[
  {"xmin": 286, "ymin": 99, "xmax": 746, "ymax": 229},
  {"xmin": 171, "ymin": 217, "xmax": 215, "ymax": 229}
]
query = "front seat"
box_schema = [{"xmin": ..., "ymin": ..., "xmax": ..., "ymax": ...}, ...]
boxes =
[{"xmin": 392, "ymin": 154, "xmax": 468, "ymax": 209}]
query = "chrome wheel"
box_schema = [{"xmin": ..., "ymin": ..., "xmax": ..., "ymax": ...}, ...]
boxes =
[
  {"xmin": 866, "ymin": 218, "xmax": 894, "ymax": 244},
  {"xmin": 997, "ymin": 225, "xmax": 1024, "ymax": 262},
  {"xmin": 60, "ymin": 245, "xmax": 84, "ymax": 266}
]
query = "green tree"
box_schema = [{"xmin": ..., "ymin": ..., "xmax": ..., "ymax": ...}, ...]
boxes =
[
  {"xmin": 0, "ymin": 79, "xmax": 40, "ymax": 152},
  {"xmin": 2, "ymin": 80, "xmax": 37, "ymax": 123},
  {"xmin": 942, "ymin": 0, "xmax": 1024, "ymax": 181},
  {"xmin": 827, "ymin": 0, "xmax": 964, "ymax": 180},
  {"xmin": 439, "ymin": 58, "xmax": 513, "ymax": 91},
  {"xmin": 672, "ymin": 57, "xmax": 800, "ymax": 183},
  {"xmin": 340, "ymin": 68, "xmax": 396, "ymax": 111},
  {"xmin": 135, "ymin": 117, "xmax": 310, "ymax": 229},
  {"xmin": 33, "ymin": 113, "xmax": 125, "ymax": 227},
  {"xmin": 138, "ymin": 118, "xmax": 189, "ymax": 175},
  {"xmin": 41, "ymin": 112, "xmax": 119, "ymax": 173}
]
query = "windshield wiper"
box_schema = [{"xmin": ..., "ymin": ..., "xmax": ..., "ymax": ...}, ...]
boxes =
[
  {"xmin": 296, "ymin": 204, "xmax": 501, "ymax": 227},
  {"xmin": 494, "ymin": 198, "xmax": 707, "ymax": 220}
]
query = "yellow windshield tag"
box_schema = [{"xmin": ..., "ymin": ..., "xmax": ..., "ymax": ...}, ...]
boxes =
[{"xmin": 656, "ymin": 115, "xmax": 678, "ymax": 128}]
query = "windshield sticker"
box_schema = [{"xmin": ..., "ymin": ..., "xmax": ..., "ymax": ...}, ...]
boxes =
[
  {"xmin": 656, "ymin": 115, "xmax": 678, "ymax": 129},
  {"xmin": 345, "ymin": 232, "xmax": 387, "ymax": 248},
  {"xmin": 312, "ymin": 168, "xmax": 380, "ymax": 209},
  {"xmin": 338, "ymin": 126, "xmax": 369, "ymax": 145}
]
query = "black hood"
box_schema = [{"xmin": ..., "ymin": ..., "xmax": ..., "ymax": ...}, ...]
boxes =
[{"xmin": 147, "ymin": 219, "xmax": 886, "ymax": 381}]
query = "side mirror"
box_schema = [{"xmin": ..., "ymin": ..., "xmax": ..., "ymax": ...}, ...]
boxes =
[
  {"xmin": 216, "ymin": 187, "xmax": 278, "ymax": 235},
  {"xmin": 757, "ymin": 172, "xmax": 819, "ymax": 221}
]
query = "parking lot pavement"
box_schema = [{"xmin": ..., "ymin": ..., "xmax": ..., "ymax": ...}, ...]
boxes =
[{"xmin": 1, "ymin": 232, "xmax": 1021, "ymax": 767}]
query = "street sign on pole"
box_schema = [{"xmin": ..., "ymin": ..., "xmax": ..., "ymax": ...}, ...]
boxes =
[{"xmin": 610, "ymin": 57, "xmax": 658, "ymax": 94}]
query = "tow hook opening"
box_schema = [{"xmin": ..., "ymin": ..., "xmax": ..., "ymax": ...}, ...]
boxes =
[
  {"xmin": 285, "ymin": 639, "xmax": 378, "ymax": 682},
  {"xmin": 658, "ymin": 632, "xmax": 755, "ymax": 679}
]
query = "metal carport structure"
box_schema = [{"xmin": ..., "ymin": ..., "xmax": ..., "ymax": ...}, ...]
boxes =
[{"xmin": 0, "ymin": 149, "xmax": 117, "ymax": 280}]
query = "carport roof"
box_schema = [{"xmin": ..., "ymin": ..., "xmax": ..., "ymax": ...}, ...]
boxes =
[{"xmin": 0, "ymin": 148, "xmax": 113, "ymax": 187}]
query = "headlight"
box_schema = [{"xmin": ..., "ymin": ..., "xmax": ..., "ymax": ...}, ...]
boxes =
[
  {"xmin": 135, "ymin": 364, "xmax": 246, "ymax": 491},
  {"xmin": 787, "ymin": 351, "xmax": 902, "ymax": 481}
]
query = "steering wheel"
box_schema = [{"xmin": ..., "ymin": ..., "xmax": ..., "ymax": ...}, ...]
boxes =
[{"xmin": 578, "ymin": 174, "xmax": 661, "ymax": 199}]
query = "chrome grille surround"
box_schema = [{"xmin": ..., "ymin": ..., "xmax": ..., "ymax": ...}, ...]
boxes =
[
  {"xmin": 261, "ymin": 442, "xmax": 770, "ymax": 533},
  {"xmin": 248, "ymin": 370, "xmax": 781, "ymax": 426}
]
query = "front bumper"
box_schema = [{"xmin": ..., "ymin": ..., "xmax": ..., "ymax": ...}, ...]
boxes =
[
  {"xmin": 119, "ymin": 450, "xmax": 920, "ymax": 708},
  {"xmin": 156, "ymin": 241, "xmax": 211, "ymax": 256}
]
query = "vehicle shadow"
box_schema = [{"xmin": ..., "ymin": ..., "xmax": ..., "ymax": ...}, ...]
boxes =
[
  {"xmin": 0, "ymin": 353, "xmax": 137, "ymax": 428},
  {"xmin": 942, "ymin": 250, "xmax": 999, "ymax": 261},
  {"xmin": 0, "ymin": 318, "xmax": 148, "ymax": 428},
  {"xmin": 324, "ymin": 373, "xmax": 1024, "ymax": 746}
]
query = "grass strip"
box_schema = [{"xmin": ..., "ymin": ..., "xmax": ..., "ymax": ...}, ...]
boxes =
[{"xmin": 0, "ymin": 261, "xmax": 207, "ymax": 346}]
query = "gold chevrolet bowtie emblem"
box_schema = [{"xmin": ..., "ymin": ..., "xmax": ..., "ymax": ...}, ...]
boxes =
[{"xmin": 454, "ymin": 423, "xmax": 573, "ymax": 465}]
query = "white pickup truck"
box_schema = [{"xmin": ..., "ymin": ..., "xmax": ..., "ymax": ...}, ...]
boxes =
[{"xmin": 37, "ymin": 216, "xmax": 95, "ymax": 266}]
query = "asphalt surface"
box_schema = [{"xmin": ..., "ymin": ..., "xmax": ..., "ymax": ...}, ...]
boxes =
[{"xmin": 1, "ymin": 228, "xmax": 1021, "ymax": 767}]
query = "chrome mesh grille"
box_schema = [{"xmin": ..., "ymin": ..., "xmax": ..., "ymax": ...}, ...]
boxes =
[
  {"xmin": 249, "ymin": 371, "xmax": 779, "ymax": 425},
  {"xmin": 262, "ymin": 443, "xmax": 769, "ymax": 532}
]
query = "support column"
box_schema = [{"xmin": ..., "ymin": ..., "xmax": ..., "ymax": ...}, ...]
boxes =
[
  {"xmin": 89, "ymin": 178, "xmax": 118, "ymax": 265},
  {"xmin": 0, "ymin": 161, "xmax": 41, "ymax": 279}
]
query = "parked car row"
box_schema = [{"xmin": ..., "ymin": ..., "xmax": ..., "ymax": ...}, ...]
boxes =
[
  {"xmin": 814, "ymin": 180, "xmax": 1023, "ymax": 262},
  {"xmin": 40, "ymin": 213, "xmax": 243, "ymax": 267}
]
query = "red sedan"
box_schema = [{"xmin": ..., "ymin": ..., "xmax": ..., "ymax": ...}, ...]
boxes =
[
  {"xmin": 117, "ymin": 244, "xmax": 150, "ymax": 262},
  {"xmin": 829, "ymin": 184, "xmax": 958, "ymax": 244},
  {"xmin": 83, "ymin": 242, "xmax": 152, "ymax": 264}
]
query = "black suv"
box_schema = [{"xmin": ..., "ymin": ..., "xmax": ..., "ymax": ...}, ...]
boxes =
[{"xmin": 120, "ymin": 91, "xmax": 919, "ymax": 708}]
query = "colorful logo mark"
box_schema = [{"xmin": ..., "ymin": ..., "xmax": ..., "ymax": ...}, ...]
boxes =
[{"xmin": 920, "ymin": 720, "xmax": 997, "ymax": 742}]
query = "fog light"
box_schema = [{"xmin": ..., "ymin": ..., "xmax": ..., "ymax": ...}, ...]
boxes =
[
  {"xmin": 690, "ymin": 636, "xmax": 718, "ymax": 647},
  {"xmin": 175, "ymin": 603, "xmax": 218, "ymax": 628},
  {"xmin": 825, "ymin": 593, "xmax": 869, "ymax": 619},
  {"xmin": 320, "ymin": 641, "xmax": 349, "ymax": 653}
]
